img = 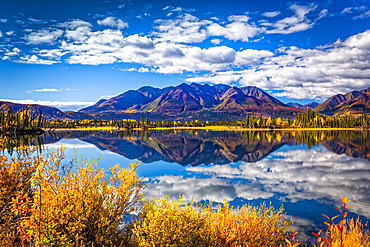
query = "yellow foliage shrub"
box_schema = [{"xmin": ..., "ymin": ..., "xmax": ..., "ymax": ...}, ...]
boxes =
[
  {"xmin": 0, "ymin": 147, "xmax": 35, "ymax": 246},
  {"xmin": 208, "ymin": 201, "xmax": 292, "ymax": 247},
  {"xmin": 331, "ymin": 218, "xmax": 370, "ymax": 247},
  {"xmin": 132, "ymin": 195, "xmax": 209, "ymax": 247},
  {"xmin": 314, "ymin": 196, "xmax": 370, "ymax": 247},
  {"xmin": 5, "ymin": 147, "xmax": 145, "ymax": 247},
  {"xmin": 132, "ymin": 195, "xmax": 292, "ymax": 247}
]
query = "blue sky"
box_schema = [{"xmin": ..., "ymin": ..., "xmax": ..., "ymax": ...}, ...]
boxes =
[{"xmin": 0, "ymin": 0, "xmax": 369, "ymax": 111}]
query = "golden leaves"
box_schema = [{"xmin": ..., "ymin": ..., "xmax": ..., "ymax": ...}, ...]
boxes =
[
  {"xmin": 132, "ymin": 195, "xmax": 293, "ymax": 247},
  {"xmin": 313, "ymin": 196, "xmax": 369, "ymax": 247},
  {"xmin": 1, "ymin": 147, "xmax": 145, "ymax": 246}
]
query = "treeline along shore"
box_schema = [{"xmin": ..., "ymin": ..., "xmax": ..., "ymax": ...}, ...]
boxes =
[
  {"xmin": 49, "ymin": 109, "xmax": 370, "ymax": 131},
  {"xmin": 0, "ymin": 108, "xmax": 45, "ymax": 135},
  {"xmin": 1, "ymin": 107, "xmax": 369, "ymax": 135}
]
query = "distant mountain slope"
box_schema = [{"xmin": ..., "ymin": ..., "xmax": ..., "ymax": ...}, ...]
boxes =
[
  {"xmin": 315, "ymin": 87, "xmax": 370, "ymax": 116},
  {"xmin": 287, "ymin": 102, "xmax": 303, "ymax": 109},
  {"xmin": 287, "ymin": 102, "xmax": 319, "ymax": 110},
  {"xmin": 80, "ymin": 83, "xmax": 301, "ymax": 120},
  {"xmin": 64, "ymin": 111, "xmax": 95, "ymax": 120},
  {"xmin": 241, "ymin": 86, "xmax": 284, "ymax": 105},
  {"xmin": 331, "ymin": 92, "xmax": 370, "ymax": 116},
  {"xmin": 78, "ymin": 99, "xmax": 107, "ymax": 113},
  {"xmin": 140, "ymin": 83, "xmax": 206, "ymax": 113},
  {"xmin": 0, "ymin": 101, "xmax": 69, "ymax": 120},
  {"xmin": 3, "ymin": 85, "xmax": 368, "ymax": 122},
  {"xmin": 305, "ymin": 102, "xmax": 319, "ymax": 109},
  {"xmin": 79, "ymin": 86, "xmax": 174, "ymax": 114}
]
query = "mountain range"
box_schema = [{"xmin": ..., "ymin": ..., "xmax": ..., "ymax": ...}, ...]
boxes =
[
  {"xmin": 314, "ymin": 87, "xmax": 370, "ymax": 116},
  {"xmin": 1, "ymin": 83, "xmax": 369, "ymax": 121},
  {"xmin": 0, "ymin": 101, "xmax": 68, "ymax": 119},
  {"xmin": 287, "ymin": 102, "xmax": 319, "ymax": 110},
  {"xmin": 77, "ymin": 83, "xmax": 300, "ymax": 121}
]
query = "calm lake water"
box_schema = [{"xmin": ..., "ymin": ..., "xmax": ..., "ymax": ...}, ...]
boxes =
[{"xmin": 2, "ymin": 129, "xmax": 370, "ymax": 244}]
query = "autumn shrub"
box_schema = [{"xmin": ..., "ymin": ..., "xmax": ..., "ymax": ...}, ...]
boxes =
[
  {"xmin": 1, "ymin": 147, "xmax": 145, "ymax": 247},
  {"xmin": 313, "ymin": 196, "xmax": 370, "ymax": 247},
  {"xmin": 331, "ymin": 218, "xmax": 370, "ymax": 247},
  {"xmin": 209, "ymin": 201, "xmax": 293, "ymax": 247},
  {"xmin": 0, "ymin": 147, "xmax": 36, "ymax": 246},
  {"xmin": 131, "ymin": 195, "xmax": 210, "ymax": 246},
  {"xmin": 132, "ymin": 195, "xmax": 293, "ymax": 247}
]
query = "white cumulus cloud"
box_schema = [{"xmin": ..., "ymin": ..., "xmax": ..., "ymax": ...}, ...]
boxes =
[
  {"xmin": 261, "ymin": 11, "xmax": 281, "ymax": 18},
  {"xmin": 19, "ymin": 55, "xmax": 58, "ymax": 65},
  {"xmin": 207, "ymin": 15, "xmax": 261, "ymax": 42},
  {"xmin": 97, "ymin": 16, "xmax": 128, "ymax": 29},
  {"xmin": 187, "ymin": 29, "xmax": 370, "ymax": 100},
  {"xmin": 24, "ymin": 29, "xmax": 63, "ymax": 45},
  {"xmin": 153, "ymin": 13, "xmax": 211, "ymax": 43},
  {"xmin": 262, "ymin": 3, "xmax": 317, "ymax": 34},
  {"xmin": 138, "ymin": 67, "xmax": 150, "ymax": 73}
]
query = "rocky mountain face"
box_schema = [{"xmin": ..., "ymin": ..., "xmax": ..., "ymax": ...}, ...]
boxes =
[
  {"xmin": 79, "ymin": 83, "xmax": 300, "ymax": 120},
  {"xmin": 2, "ymin": 85, "xmax": 369, "ymax": 121},
  {"xmin": 315, "ymin": 87, "xmax": 370, "ymax": 116},
  {"xmin": 287, "ymin": 102, "xmax": 319, "ymax": 110},
  {"xmin": 305, "ymin": 102, "xmax": 320, "ymax": 109},
  {"xmin": 0, "ymin": 101, "xmax": 69, "ymax": 120}
]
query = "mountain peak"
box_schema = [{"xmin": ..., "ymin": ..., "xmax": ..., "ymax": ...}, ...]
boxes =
[
  {"xmin": 78, "ymin": 83, "xmax": 301, "ymax": 119},
  {"xmin": 220, "ymin": 86, "xmax": 244, "ymax": 99},
  {"xmin": 3, "ymin": 85, "xmax": 369, "ymax": 121},
  {"xmin": 94, "ymin": 99, "xmax": 107, "ymax": 106},
  {"xmin": 316, "ymin": 87, "xmax": 370, "ymax": 115},
  {"xmin": 241, "ymin": 86, "xmax": 284, "ymax": 105},
  {"xmin": 0, "ymin": 101, "xmax": 68, "ymax": 120},
  {"xmin": 287, "ymin": 102, "xmax": 319, "ymax": 110}
]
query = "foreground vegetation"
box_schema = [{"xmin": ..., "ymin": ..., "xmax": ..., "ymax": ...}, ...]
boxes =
[
  {"xmin": 1, "ymin": 147, "xmax": 144, "ymax": 246},
  {"xmin": 132, "ymin": 196, "xmax": 291, "ymax": 247},
  {"xmin": 0, "ymin": 147, "xmax": 369, "ymax": 246}
]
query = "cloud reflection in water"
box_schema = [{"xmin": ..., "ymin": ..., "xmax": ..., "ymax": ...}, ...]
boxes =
[{"xmin": 145, "ymin": 147, "xmax": 370, "ymax": 219}]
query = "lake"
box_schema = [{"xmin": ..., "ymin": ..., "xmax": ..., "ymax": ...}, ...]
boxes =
[{"xmin": 2, "ymin": 129, "xmax": 370, "ymax": 244}]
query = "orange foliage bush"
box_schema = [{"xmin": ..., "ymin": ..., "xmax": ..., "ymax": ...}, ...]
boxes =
[
  {"xmin": 331, "ymin": 218, "xmax": 370, "ymax": 247},
  {"xmin": 313, "ymin": 196, "xmax": 370, "ymax": 247}
]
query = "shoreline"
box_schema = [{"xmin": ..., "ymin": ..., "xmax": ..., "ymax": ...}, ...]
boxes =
[{"xmin": 51, "ymin": 126, "xmax": 368, "ymax": 131}]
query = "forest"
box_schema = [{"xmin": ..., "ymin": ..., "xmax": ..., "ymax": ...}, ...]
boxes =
[
  {"xmin": 0, "ymin": 108, "xmax": 44, "ymax": 135},
  {"xmin": 41, "ymin": 109, "xmax": 370, "ymax": 130}
]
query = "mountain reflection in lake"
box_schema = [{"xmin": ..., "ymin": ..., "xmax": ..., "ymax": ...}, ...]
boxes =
[{"xmin": 1, "ymin": 129, "xmax": 369, "ymax": 244}]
